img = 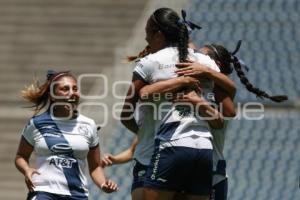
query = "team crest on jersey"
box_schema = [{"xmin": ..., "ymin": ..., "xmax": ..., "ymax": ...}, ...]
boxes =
[{"xmin": 78, "ymin": 125, "xmax": 89, "ymax": 136}]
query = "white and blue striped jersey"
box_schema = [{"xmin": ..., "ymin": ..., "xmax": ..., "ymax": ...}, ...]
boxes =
[
  {"xmin": 133, "ymin": 47, "xmax": 219, "ymax": 164},
  {"xmin": 22, "ymin": 111, "xmax": 99, "ymax": 197}
]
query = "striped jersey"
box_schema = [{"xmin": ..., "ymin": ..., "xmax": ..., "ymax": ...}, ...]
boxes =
[
  {"xmin": 133, "ymin": 47, "xmax": 219, "ymax": 164},
  {"xmin": 22, "ymin": 111, "xmax": 99, "ymax": 198}
]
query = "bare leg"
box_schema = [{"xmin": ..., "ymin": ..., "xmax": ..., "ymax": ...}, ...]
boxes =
[
  {"xmin": 173, "ymin": 192, "xmax": 188, "ymax": 200},
  {"xmin": 144, "ymin": 187, "xmax": 176, "ymax": 200},
  {"xmin": 132, "ymin": 187, "xmax": 144, "ymax": 200},
  {"xmin": 186, "ymin": 195, "xmax": 209, "ymax": 200}
]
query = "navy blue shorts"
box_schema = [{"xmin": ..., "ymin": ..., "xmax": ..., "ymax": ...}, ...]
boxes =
[
  {"xmin": 210, "ymin": 178, "xmax": 228, "ymax": 200},
  {"xmin": 144, "ymin": 140, "xmax": 213, "ymax": 195},
  {"xmin": 27, "ymin": 191, "xmax": 88, "ymax": 200},
  {"xmin": 131, "ymin": 159, "xmax": 148, "ymax": 192}
]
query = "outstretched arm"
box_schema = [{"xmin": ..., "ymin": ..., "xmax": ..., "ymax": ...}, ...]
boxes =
[{"xmin": 101, "ymin": 136, "xmax": 138, "ymax": 167}]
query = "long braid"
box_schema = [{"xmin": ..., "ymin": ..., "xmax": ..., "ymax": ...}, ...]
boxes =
[
  {"xmin": 177, "ymin": 23, "xmax": 189, "ymax": 62},
  {"xmin": 232, "ymin": 56, "xmax": 288, "ymax": 102}
]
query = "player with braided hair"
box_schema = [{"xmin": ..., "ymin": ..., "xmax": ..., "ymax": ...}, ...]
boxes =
[
  {"xmin": 199, "ymin": 41, "xmax": 288, "ymax": 102},
  {"xmin": 173, "ymin": 41, "xmax": 287, "ymax": 200},
  {"xmin": 119, "ymin": 7, "xmax": 231, "ymax": 200}
]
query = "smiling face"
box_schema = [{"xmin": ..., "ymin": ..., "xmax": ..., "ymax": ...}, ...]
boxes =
[{"xmin": 50, "ymin": 75, "xmax": 80, "ymax": 110}]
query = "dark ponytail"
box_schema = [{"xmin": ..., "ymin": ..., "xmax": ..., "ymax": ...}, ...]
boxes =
[
  {"xmin": 177, "ymin": 22, "xmax": 189, "ymax": 62},
  {"xmin": 231, "ymin": 56, "xmax": 288, "ymax": 102},
  {"xmin": 205, "ymin": 41, "xmax": 288, "ymax": 103},
  {"xmin": 149, "ymin": 8, "xmax": 200, "ymax": 63}
]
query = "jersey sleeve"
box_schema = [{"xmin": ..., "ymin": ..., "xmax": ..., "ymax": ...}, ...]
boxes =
[
  {"xmin": 21, "ymin": 119, "xmax": 35, "ymax": 147},
  {"xmin": 133, "ymin": 56, "xmax": 154, "ymax": 83},
  {"xmin": 89, "ymin": 122, "xmax": 99, "ymax": 149}
]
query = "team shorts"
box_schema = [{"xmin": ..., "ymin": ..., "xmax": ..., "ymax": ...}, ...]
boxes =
[
  {"xmin": 210, "ymin": 178, "xmax": 228, "ymax": 200},
  {"xmin": 144, "ymin": 139, "xmax": 213, "ymax": 195},
  {"xmin": 27, "ymin": 191, "xmax": 88, "ymax": 200},
  {"xmin": 131, "ymin": 159, "xmax": 149, "ymax": 192}
]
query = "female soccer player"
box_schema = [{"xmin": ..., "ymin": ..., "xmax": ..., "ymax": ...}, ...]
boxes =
[
  {"xmin": 174, "ymin": 41, "xmax": 287, "ymax": 200},
  {"xmin": 120, "ymin": 7, "xmax": 225, "ymax": 200},
  {"xmin": 15, "ymin": 70, "xmax": 118, "ymax": 200}
]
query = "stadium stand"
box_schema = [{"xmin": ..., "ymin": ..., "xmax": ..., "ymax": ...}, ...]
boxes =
[
  {"xmin": 187, "ymin": 2, "xmax": 300, "ymax": 198},
  {"xmin": 0, "ymin": 0, "xmax": 147, "ymax": 199}
]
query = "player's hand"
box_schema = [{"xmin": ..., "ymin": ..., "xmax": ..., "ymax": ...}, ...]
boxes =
[
  {"xmin": 179, "ymin": 76, "xmax": 202, "ymax": 94},
  {"xmin": 175, "ymin": 62, "xmax": 210, "ymax": 77},
  {"xmin": 24, "ymin": 168, "xmax": 40, "ymax": 192},
  {"xmin": 100, "ymin": 179, "xmax": 119, "ymax": 193},
  {"xmin": 101, "ymin": 154, "xmax": 116, "ymax": 168},
  {"xmin": 173, "ymin": 90, "xmax": 203, "ymax": 105}
]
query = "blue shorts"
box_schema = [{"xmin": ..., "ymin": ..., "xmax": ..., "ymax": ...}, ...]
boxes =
[
  {"xmin": 210, "ymin": 178, "xmax": 228, "ymax": 200},
  {"xmin": 144, "ymin": 140, "xmax": 213, "ymax": 195},
  {"xmin": 131, "ymin": 159, "xmax": 148, "ymax": 192},
  {"xmin": 27, "ymin": 191, "xmax": 88, "ymax": 200}
]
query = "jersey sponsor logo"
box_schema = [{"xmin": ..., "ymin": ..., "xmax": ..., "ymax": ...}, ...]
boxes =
[
  {"xmin": 138, "ymin": 170, "xmax": 146, "ymax": 177},
  {"xmin": 50, "ymin": 143, "xmax": 73, "ymax": 154},
  {"xmin": 151, "ymin": 153, "xmax": 160, "ymax": 180},
  {"xmin": 43, "ymin": 133, "xmax": 61, "ymax": 138},
  {"xmin": 49, "ymin": 156, "xmax": 77, "ymax": 168},
  {"xmin": 157, "ymin": 178, "xmax": 167, "ymax": 183}
]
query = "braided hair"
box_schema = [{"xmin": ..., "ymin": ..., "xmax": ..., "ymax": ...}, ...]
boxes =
[
  {"xmin": 127, "ymin": 9, "xmax": 200, "ymax": 63},
  {"xmin": 149, "ymin": 8, "xmax": 190, "ymax": 62},
  {"xmin": 205, "ymin": 41, "xmax": 288, "ymax": 103}
]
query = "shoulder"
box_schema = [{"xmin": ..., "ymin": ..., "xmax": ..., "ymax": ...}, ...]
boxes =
[
  {"xmin": 192, "ymin": 51, "xmax": 214, "ymax": 63},
  {"xmin": 192, "ymin": 52, "xmax": 220, "ymax": 72},
  {"xmin": 137, "ymin": 47, "xmax": 174, "ymax": 65},
  {"xmin": 77, "ymin": 114, "xmax": 96, "ymax": 127},
  {"xmin": 23, "ymin": 118, "xmax": 35, "ymax": 131}
]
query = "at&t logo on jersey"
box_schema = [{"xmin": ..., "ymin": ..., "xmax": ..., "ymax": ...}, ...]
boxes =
[{"xmin": 49, "ymin": 156, "xmax": 77, "ymax": 168}]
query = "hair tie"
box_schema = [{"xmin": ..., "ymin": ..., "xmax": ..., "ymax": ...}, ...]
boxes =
[
  {"xmin": 180, "ymin": 10, "xmax": 201, "ymax": 34},
  {"xmin": 231, "ymin": 40, "xmax": 242, "ymax": 55},
  {"xmin": 230, "ymin": 40, "xmax": 249, "ymax": 72},
  {"xmin": 47, "ymin": 70, "xmax": 70, "ymax": 81},
  {"xmin": 47, "ymin": 70, "xmax": 57, "ymax": 80}
]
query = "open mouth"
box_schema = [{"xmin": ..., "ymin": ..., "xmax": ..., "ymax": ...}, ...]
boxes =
[{"xmin": 67, "ymin": 99, "xmax": 78, "ymax": 103}]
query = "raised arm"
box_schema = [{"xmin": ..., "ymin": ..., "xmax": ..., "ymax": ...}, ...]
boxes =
[
  {"xmin": 101, "ymin": 136, "xmax": 138, "ymax": 167},
  {"xmin": 176, "ymin": 62, "xmax": 236, "ymax": 98}
]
